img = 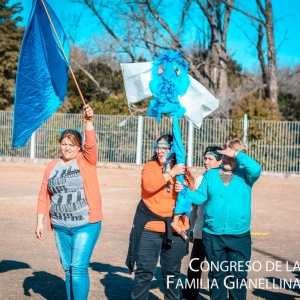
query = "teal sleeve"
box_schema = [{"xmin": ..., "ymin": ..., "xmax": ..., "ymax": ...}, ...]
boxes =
[
  {"xmin": 186, "ymin": 176, "xmax": 208, "ymax": 206},
  {"xmin": 235, "ymin": 151, "xmax": 262, "ymax": 185}
]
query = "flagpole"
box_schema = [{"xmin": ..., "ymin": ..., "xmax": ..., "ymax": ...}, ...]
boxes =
[{"xmin": 40, "ymin": 0, "xmax": 86, "ymax": 106}]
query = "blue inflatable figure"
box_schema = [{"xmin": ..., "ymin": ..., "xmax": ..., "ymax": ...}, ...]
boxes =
[
  {"xmin": 147, "ymin": 50, "xmax": 193, "ymax": 240},
  {"xmin": 148, "ymin": 50, "xmax": 189, "ymax": 122}
]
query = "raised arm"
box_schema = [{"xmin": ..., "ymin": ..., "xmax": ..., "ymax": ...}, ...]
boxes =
[
  {"xmin": 235, "ymin": 151, "xmax": 261, "ymax": 185},
  {"xmin": 82, "ymin": 104, "xmax": 98, "ymax": 165},
  {"xmin": 217, "ymin": 147, "xmax": 261, "ymax": 186}
]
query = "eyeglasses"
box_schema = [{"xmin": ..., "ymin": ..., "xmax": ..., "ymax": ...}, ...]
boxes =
[
  {"xmin": 61, "ymin": 143, "xmax": 77, "ymax": 149},
  {"xmin": 156, "ymin": 147, "xmax": 170, "ymax": 153}
]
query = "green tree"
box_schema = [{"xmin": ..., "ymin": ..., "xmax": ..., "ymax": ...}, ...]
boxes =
[
  {"xmin": 227, "ymin": 58, "xmax": 243, "ymax": 90},
  {"xmin": 0, "ymin": 0, "xmax": 24, "ymax": 109},
  {"xmin": 231, "ymin": 96, "xmax": 281, "ymax": 140},
  {"xmin": 60, "ymin": 57, "xmax": 134, "ymax": 115},
  {"xmin": 278, "ymin": 92, "xmax": 300, "ymax": 121}
]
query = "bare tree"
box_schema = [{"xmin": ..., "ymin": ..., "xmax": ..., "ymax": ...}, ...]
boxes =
[
  {"xmin": 278, "ymin": 65, "xmax": 300, "ymax": 100},
  {"xmin": 194, "ymin": 0, "xmax": 233, "ymax": 116},
  {"xmin": 72, "ymin": 0, "xmax": 235, "ymax": 117},
  {"xmin": 73, "ymin": 0, "xmax": 138, "ymax": 61},
  {"xmin": 223, "ymin": 0, "xmax": 278, "ymax": 103}
]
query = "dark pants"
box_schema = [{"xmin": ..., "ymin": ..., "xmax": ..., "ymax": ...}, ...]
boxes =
[
  {"xmin": 182, "ymin": 238, "xmax": 206, "ymax": 300},
  {"xmin": 132, "ymin": 229, "xmax": 188, "ymax": 300},
  {"xmin": 202, "ymin": 231, "xmax": 251, "ymax": 300}
]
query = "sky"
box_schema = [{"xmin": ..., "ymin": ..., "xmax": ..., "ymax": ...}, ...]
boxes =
[
  {"xmin": 8, "ymin": 0, "xmax": 300, "ymax": 72},
  {"xmin": 227, "ymin": 0, "xmax": 300, "ymax": 70}
]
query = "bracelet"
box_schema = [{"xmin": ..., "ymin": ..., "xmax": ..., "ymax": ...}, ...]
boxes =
[
  {"xmin": 166, "ymin": 172, "xmax": 174, "ymax": 184},
  {"xmin": 79, "ymin": 117, "xmax": 93, "ymax": 122}
]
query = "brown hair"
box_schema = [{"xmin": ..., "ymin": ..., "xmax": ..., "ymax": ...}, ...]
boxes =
[
  {"xmin": 224, "ymin": 138, "xmax": 247, "ymax": 153},
  {"xmin": 59, "ymin": 129, "xmax": 82, "ymax": 148}
]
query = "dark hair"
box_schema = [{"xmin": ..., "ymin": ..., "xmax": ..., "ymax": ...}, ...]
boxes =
[
  {"xmin": 167, "ymin": 152, "xmax": 176, "ymax": 168},
  {"xmin": 204, "ymin": 145, "xmax": 223, "ymax": 161},
  {"xmin": 150, "ymin": 134, "xmax": 173, "ymax": 162},
  {"xmin": 158, "ymin": 134, "xmax": 173, "ymax": 144}
]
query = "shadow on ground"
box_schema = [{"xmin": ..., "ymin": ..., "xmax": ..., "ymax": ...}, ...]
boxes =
[
  {"xmin": 0, "ymin": 260, "xmax": 30, "ymax": 273},
  {"xmin": 91, "ymin": 262, "xmax": 163, "ymax": 300},
  {"xmin": 251, "ymin": 249, "xmax": 300, "ymax": 299},
  {"xmin": 23, "ymin": 271, "xmax": 67, "ymax": 300},
  {"xmin": 90, "ymin": 262, "xmax": 211, "ymax": 300}
]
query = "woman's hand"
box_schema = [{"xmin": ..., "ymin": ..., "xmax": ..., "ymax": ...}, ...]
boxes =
[
  {"xmin": 83, "ymin": 104, "xmax": 94, "ymax": 130},
  {"xmin": 35, "ymin": 223, "xmax": 44, "ymax": 240},
  {"xmin": 169, "ymin": 163, "xmax": 186, "ymax": 177},
  {"xmin": 175, "ymin": 181, "xmax": 184, "ymax": 192},
  {"xmin": 217, "ymin": 147, "xmax": 235, "ymax": 157},
  {"xmin": 83, "ymin": 104, "xmax": 94, "ymax": 120},
  {"xmin": 36, "ymin": 214, "xmax": 45, "ymax": 240}
]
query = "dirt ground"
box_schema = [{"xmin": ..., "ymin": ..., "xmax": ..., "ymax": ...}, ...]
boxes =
[{"xmin": 0, "ymin": 161, "xmax": 299, "ymax": 300}]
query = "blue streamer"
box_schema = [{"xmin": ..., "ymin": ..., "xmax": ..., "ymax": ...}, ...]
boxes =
[{"xmin": 148, "ymin": 50, "xmax": 192, "ymax": 217}]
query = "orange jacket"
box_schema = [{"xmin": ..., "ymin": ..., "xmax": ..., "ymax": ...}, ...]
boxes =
[
  {"xmin": 37, "ymin": 129, "xmax": 103, "ymax": 231},
  {"xmin": 142, "ymin": 160, "xmax": 189, "ymax": 232}
]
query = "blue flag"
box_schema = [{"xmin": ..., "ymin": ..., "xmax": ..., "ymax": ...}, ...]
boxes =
[{"xmin": 12, "ymin": 0, "xmax": 70, "ymax": 147}]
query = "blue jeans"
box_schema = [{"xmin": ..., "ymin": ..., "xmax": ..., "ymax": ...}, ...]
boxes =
[
  {"xmin": 132, "ymin": 229, "xmax": 188, "ymax": 300},
  {"xmin": 53, "ymin": 222, "xmax": 101, "ymax": 300}
]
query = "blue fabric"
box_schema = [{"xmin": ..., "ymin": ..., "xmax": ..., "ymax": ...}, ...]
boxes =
[
  {"xmin": 206, "ymin": 151, "xmax": 222, "ymax": 160},
  {"xmin": 172, "ymin": 116, "xmax": 191, "ymax": 217},
  {"xmin": 147, "ymin": 50, "xmax": 189, "ymax": 122},
  {"xmin": 152, "ymin": 141, "xmax": 171, "ymax": 150},
  {"xmin": 187, "ymin": 152, "xmax": 262, "ymax": 235},
  {"xmin": 53, "ymin": 222, "xmax": 101, "ymax": 300},
  {"xmin": 12, "ymin": 0, "xmax": 70, "ymax": 147},
  {"xmin": 148, "ymin": 50, "xmax": 192, "ymax": 216}
]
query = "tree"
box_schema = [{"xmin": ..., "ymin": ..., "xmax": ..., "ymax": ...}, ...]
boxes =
[
  {"xmin": 231, "ymin": 95, "xmax": 281, "ymax": 140},
  {"xmin": 277, "ymin": 65, "xmax": 300, "ymax": 121},
  {"xmin": 278, "ymin": 92, "xmax": 300, "ymax": 121},
  {"xmin": 193, "ymin": 0, "xmax": 234, "ymax": 116},
  {"xmin": 223, "ymin": 0, "xmax": 278, "ymax": 103},
  {"xmin": 0, "ymin": 0, "xmax": 24, "ymax": 109},
  {"xmin": 277, "ymin": 65, "xmax": 300, "ymax": 100},
  {"xmin": 73, "ymin": 0, "xmax": 234, "ymax": 117},
  {"xmin": 59, "ymin": 48, "xmax": 129, "ymax": 114}
]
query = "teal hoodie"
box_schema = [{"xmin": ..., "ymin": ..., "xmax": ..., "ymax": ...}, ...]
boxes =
[{"xmin": 187, "ymin": 151, "xmax": 261, "ymax": 235}]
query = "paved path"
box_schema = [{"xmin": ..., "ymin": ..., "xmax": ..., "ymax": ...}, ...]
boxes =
[{"xmin": 0, "ymin": 161, "xmax": 299, "ymax": 299}]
